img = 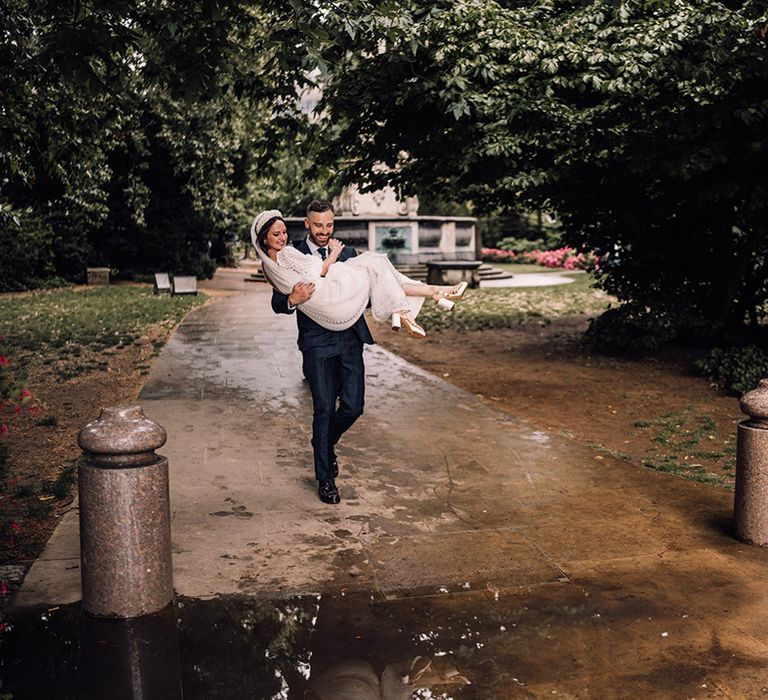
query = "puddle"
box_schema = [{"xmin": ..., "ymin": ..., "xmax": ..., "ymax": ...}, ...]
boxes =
[
  {"xmin": 0, "ymin": 590, "xmax": 539, "ymax": 699},
  {"xmin": 3, "ymin": 581, "xmax": 764, "ymax": 697}
]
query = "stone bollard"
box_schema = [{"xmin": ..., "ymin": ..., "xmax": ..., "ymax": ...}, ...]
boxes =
[
  {"xmin": 78, "ymin": 405, "xmax": 174, "ymax": 617},
  {"xmin": 734, "ymin": 379, "xmax": 768, "ymax": 546}
]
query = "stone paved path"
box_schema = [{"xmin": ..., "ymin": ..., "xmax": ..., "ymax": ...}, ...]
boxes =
[
  {"xmin": 480, "ymin": 271, "xmax": 577, "ymax": 287},
  {"xmin": 11, "ymin": 267, "xmax": 768, "ymax": 696}
]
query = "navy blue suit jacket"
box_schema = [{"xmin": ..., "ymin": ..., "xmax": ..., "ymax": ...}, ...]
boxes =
[{"xmin": 271, "ymin": 239, "xmax": 374, "ymax": 351}]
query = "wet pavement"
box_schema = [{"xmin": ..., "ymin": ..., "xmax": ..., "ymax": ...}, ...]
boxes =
[
  {"xmin": 4, "ymin": 266, "xmax": 768, "ymax": 697},
  {"xmin": 480, "ymin": 272, "xmax": 577, "ymax": 288}
]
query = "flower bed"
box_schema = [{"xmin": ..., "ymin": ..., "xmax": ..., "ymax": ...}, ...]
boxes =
[
  {"xmin": 1, "ymin": 350, "xmax": 39, "ymax": 435},
  {"xmin": 481, "ymin": 246, "xmax": 598, "ymax": 270}
]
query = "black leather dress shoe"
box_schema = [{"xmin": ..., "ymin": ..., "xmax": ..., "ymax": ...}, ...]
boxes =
[{"xmin": 318, "ymin": 480, "xmax": 340, "ymax": 505}]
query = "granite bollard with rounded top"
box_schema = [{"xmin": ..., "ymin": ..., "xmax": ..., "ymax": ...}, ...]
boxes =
[
  {"xmin": 78, "ymin": 405, "xmax": 174, "ymax": 617},
  {"xmin": 735, "ymin": 379, "xmax": 768, "ymax": 546}
]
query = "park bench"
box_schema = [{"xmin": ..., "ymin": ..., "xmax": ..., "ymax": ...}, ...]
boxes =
[
  {"xmin": 425, "ymin": 260, "xmax": 482, "ymax": 288},
  {"xmin": 153, "ymin": 273, "xmax": 171, "ymax": 295},
  {"xmin": 171, "ymin": 275, "xmax": 198, "ymax": 296}
]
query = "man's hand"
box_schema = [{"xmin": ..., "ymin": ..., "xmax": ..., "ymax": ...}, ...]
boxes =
[{"xmin": 288, "ymin": 281, "xmax": 315, "ymax": 306}]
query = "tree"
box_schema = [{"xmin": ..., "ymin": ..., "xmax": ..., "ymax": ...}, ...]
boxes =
[
  {"xmin": 0, "ymin": 0, "xmax": 326, "ymax": 285},
  {"xmin": 315, "ymin": 0, "xmax": 768, "ymax": 345}
]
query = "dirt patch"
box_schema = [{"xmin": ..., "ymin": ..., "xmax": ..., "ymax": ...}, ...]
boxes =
[
  {"xmin": 0, "ymin": 328, "xmax": 167, "ymax": 563},
  {"xmin": 374, "ymin": 315, "xmax": 742, "ymax": 489}
]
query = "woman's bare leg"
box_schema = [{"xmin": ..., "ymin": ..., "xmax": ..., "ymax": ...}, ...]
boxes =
[
  {"xmin": 402, "ymin": 283, "xmax": 464, "ymax": 300},
  {"xmin": 403, "ymin": 283, "xmax": 436, "ymax": 297}
]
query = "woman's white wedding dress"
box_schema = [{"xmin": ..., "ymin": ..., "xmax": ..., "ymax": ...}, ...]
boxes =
[{"xmin": 258, "ymin": 245, "xmax": 424, "ymax": 331}]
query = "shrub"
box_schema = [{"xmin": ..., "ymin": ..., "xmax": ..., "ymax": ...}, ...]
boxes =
[
  {"xmin": 0, "ymin": 349, "xmax": 41, "ymax": 434},
  {"xmin": 480, "ymin": 247, "xmax": 517, "ymax": 263},
  {"xmin": 586, "ymin": 304, "xmax": 678, "ymax": 355},
  {"xmin": 0, "ymin": 209, "xmax": 61, "ymax": 291},
  {"xmin": 482, "ymin": 245, "xmax": 598, "ymax": 270},
  {"xmin": 695, "ymin": 345, "xmax": 768, "ymax": 396},
  {"xmin": 523, "ymin": 247, "xmax": 598, "ymax": 270},
  {"xmin": 498, "ymin": 236, "xmax": 546, "ymax": 253}
]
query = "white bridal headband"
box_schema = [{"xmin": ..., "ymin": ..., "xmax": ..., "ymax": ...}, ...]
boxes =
[{"xmin": 250, "ymin": 209, "xmax": 283, "ymax": 247}]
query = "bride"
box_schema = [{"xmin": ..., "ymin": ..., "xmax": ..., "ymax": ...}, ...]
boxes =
[{"xmin": 251, "ymin": 209, "xmax": 467, "ymax": 338}]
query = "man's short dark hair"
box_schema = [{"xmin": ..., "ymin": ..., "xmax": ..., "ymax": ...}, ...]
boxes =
[{"xmin": 307, "ymin": 199, "xmax": 334, "ymax": 216}]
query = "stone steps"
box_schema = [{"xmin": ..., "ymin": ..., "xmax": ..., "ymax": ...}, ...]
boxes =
[
  {"xmin": 244, "ymin": 261, "xmax": 514, "ymax": 285},
  {"xmin": 394, "ymin": 263, "xmax": 428, "ymax": 282},
  {"xmin": 478, "ymin": 263, "xmax": 514, "ymax": 281},
  {"xmin": 395, "ymin": 263, "xmax": 514, "ymax": 283}
]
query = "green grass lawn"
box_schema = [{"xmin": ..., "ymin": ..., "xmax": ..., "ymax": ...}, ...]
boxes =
[
  {"xmin": 421, "ymin": 272, "xmax": 615, "ymax": 331},
  {"xmin": 0, "ymin": 286, "xmax": 206, "ymax": 375},
  {"xmin": 591, "ymin": 407, "xmax": 738, "ymax": 489},
  {"xmin": 489, "ymin": 262, "xmax": 559, "ymax": 274}
]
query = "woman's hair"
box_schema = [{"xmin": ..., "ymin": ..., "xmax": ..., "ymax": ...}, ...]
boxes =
[{"xmin": 256, "ymin": 216, "xmax": 285, "ymax": 252}]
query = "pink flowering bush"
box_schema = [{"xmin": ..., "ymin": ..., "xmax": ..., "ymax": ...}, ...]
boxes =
[
  {"xmin": 524, "ymin": 247, "xmax": 599, "ymax": 270},
  {"xmin": 0, "ymin": 350, "xmax": 39, "ymax": 434},
  {"xmin": 482, "ymin": 246, "xmax": 598, "ymax": 270}
]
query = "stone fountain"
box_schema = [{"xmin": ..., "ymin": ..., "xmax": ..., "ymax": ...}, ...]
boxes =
[
  {"xmin": 285, "ymin": 184, "xmax": 481, "ymax": 285},
  {"xmin": 285, "ymin": 185, "xmax": 477, "ymax": 262}
]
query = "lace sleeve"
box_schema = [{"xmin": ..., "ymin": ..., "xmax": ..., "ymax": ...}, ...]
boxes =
[{"xmin": 276, "ymin": 246, "xmax": 321, "ymax": 281}]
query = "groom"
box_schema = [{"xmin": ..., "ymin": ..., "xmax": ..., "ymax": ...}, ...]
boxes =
[{"xmin": 271, "ymin": 199, "xmax": 374, "ymax": 504}]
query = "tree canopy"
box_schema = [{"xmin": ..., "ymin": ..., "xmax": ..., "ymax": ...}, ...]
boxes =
[
  {"xmin": 4, "ymin": 0, "xmax": 768, "ymax": 349},
  {"xmin": 0, "ymin": 0, "xmax": 330, "ymax": 287},
  {"xmin": 315, "ymin": 0, "xmax": 768, "ymax": 344}
]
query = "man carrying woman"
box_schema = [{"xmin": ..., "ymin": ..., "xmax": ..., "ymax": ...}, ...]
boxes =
[{"xmin": 252, "ymin": 200, "xmax": 466, "ymax": 504}]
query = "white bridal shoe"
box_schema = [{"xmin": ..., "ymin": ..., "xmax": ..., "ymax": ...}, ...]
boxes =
[
  {"xmin": 443, "ymin": 281, "xmax": 468, "ymax": 301},
  {"xmin": 433, "ymin": 281, "xmax": 469, "ymax": 311},
  {"xmin": 391, "ymin": 312, "xmax": 426, "ymax": 338}
]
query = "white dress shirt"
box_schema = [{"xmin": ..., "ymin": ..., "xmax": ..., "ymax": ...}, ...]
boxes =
[{"xmin": 306, "ymin": 239, "xmax": 327, "ymax": 259}]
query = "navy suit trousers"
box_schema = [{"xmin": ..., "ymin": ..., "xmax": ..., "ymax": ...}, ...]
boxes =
[
  {"xmin": 302, "ymin": 330, "xmax": 365, "ymax": 482},
  {"xmin": 270, "ymin": 240, "xmax": 373, "ymax": 482}
]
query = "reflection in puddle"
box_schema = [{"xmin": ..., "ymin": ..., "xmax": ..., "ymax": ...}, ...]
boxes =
[{"xmin": 0, "ymin": 591, "xmax": 533, "ymax": 699}]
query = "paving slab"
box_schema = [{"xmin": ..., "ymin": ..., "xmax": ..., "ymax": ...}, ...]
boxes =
[
  {"xmin": 480, "ymin": 271, "xmax": 579, "ymax": 287},
  {"xmin": 8, "ymin": 271, "xmax": 768, "ymax": 696}
]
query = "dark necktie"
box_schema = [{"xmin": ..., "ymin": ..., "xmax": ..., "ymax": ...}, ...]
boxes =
[{"xmin": 318, "ymin": 246, "xmax": 327, "ymax": 260}]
